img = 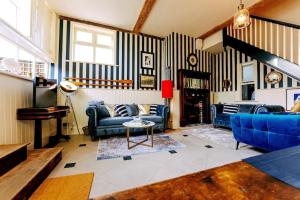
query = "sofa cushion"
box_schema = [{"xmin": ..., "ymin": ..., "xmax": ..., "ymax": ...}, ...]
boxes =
[
  {"xmin": 99, "ymin": 116, "xmax": 133, "ymax": 126},
  {"xmin": 140, "ymin": 115, "xmax": 163, "ymax": 123},
  {"xmin": 239, "ymin": 104, "xmax": 256, "ymax": 113},
  {"xmin": 114, "ymin": 104, "xmax": 129, "ymax": 117},
  {"xmin": 126, "ymin": 104, "xmax": 139, "ymax": 116},
  {"xmin": 138, "ymin": 104, "xmax": 150, "ymax": 115}
]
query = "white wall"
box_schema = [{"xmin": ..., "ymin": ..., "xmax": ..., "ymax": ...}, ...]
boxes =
[
  {"xmin": 58, "ymin": 88, "xmax": 164, "ymax": 134},
  {"xmin": 0, "ymin": 73, "xmax": 56, "ymax": 148}
]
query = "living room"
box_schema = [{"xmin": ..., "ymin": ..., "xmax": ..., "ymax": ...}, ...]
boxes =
[{"xmin": 1, "ymin": 0, "xmax": 300, "ymax": 199}]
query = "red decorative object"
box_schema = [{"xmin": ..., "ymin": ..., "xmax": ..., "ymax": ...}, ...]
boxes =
[{"xmin": 162, "ymin": 80, "xmax": 173, "ymax": 99}]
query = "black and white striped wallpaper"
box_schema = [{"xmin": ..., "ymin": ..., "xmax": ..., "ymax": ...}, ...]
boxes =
[
  {"xmin": 50, "ymin": 19, "xmax": 164, "ymax": 90},
  {"xmin": 165, "ymin": 32, "xmax": 212, "ymax": 88},
  {"xmin": 212, "ymin": 47, "xmax": 300, "ymax": 93}
]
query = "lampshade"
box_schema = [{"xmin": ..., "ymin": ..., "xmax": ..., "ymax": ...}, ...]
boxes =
[
  {"xmin": 233, "ymin": 0, "xmax": 251, "ymax": 30},
  {"xmin": 162, "ymin": 80, "xmax": 173, "ymax": 99}
]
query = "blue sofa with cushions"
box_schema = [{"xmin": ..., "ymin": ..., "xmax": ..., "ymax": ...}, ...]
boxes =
[
  {"xmin": 86, "ymin": 101, "xmax": 169, "ymax": 140},
  {"xmin": 231, "ymin": 113, "xmax": 300, "ymax": 151},
  {"xmin": 211, "ymin": 104, "xmax": 285, "ymax": 128}
]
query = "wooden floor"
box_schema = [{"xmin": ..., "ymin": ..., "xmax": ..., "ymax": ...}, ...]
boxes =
[
  {"xmin": 30, "ymin": 173, "xmax": 94, "ymax": 200},
  {"xmin": 0, "ymin": 147, "xmax": 63, "ymax": 200},
  {"xmin": 96, "ymin": 161, "xmax": 300, "ymax": 200}
]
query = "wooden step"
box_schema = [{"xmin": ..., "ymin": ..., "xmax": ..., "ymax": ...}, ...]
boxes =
[
  {"xmin": 0, "ymin": 147, "xmax": 63, "ymax": 200},
  {"xmin": 30, "ymin": 173, "xmax": 94, "ymax": 200},
  {"xmin": 0, "ymin": 144, "xmax": 28, "ymax": 176}
]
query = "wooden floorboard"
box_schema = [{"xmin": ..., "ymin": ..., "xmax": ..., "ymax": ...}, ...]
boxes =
[
  {"xmin": 0, "ymin": 144, "xmax": 28, "ymax": 159},
  {"xmin": 30, "ymin": 173, "xmax": 94, "ymax": 200},
  {"xmin": 0, "ymin": 147, "xmax": 63, "ymax": 200},
  {"xmin": 96, "ymin": 161, "xmax": 300, "ymax": 200},
  {"xmin": 0, "ymin": 144, "xmax": 28, "ymax": 176}
]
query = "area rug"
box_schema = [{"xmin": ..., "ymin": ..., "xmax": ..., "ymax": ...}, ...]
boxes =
[
  {"xmin": 97, "ymin": 134, "xmax": 185, "ymax": 160},
  {"xmin": 186, "ymin": 126, "xmax": 237, "ymax": 149}
]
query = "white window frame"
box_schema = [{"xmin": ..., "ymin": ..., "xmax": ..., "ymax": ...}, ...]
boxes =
[
  {"xmin": 72, "ymin": 23, "xmax": 115, "ymax": 65},
  {"xmin": 240, "ymin": 61, "xmax": 256, "ymax": 101}
]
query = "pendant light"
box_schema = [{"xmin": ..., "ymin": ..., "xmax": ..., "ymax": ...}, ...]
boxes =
[{"xmin": 233, "ymin": 0, "xmax": 251, "ymax": 29}]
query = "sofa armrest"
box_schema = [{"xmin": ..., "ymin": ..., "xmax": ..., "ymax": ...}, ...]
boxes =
[
  {"xmin": 86, "ymin": 106, "xmax": 97, "ymax": 139},
  {"xmin": 255, "ymin": 105, "xmax": 285, "ymax": 114},
  {"xmin": 211, "ymin": 104, "xmax": 223, "ymax": 123}
]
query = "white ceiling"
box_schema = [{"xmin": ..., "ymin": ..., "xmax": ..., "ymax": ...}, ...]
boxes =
[{"xmin": 46, "ymin": 0, "xmax": 260, "ymax": 37}]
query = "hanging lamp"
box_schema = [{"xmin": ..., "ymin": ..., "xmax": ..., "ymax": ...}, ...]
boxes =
[{"xmin": 233, "ymin": 0, "xmax": 251, "ymax": 29}]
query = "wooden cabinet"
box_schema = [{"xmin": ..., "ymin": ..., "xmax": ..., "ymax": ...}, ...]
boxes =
[{"xmin": 178, "ymin": 70, "xmax": 211, "ymax": 127}]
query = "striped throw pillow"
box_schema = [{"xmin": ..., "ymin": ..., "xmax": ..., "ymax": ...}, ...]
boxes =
[
  {"xmin": 223, "ymin": 104, "xmax": 239, "ymax": 114},
  {"xmin": 149, "ymin": 104, "xmax": 158, "ymax": 115},
  {"xmin": 114, "ymin": 104, "xmax": 128, "ymax": 117}
]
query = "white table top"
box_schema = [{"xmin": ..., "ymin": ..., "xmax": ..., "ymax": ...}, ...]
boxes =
[{"xmin": 123, "ymin": 120, "xmax": 155, "ymax": 128}]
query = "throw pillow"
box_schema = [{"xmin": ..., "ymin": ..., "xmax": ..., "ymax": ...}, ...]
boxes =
[
  {"xmin": 149, "ymin": 104, "xmax": 158, "ymax": 115},
  {"xmin": 114, "ymin": 104, "xmax": 129, "ymax": 117},
  {"xmin": 223, "ymin": 104, "xmax": 239, "ymax": 114},
  {"xmin": 104, "ymin": 105, "xmax": 117, "ymax": 117},
  {"xmin": 97, "ymin": 105, "xmax": 111, "ymax": 118},
  {"xmin": 126, "ymin": 104, "xmax": 139, "ymax": 116},
  {"xmin": 138, "ymin": 104, "xmax": 150, "ymax": 115}
]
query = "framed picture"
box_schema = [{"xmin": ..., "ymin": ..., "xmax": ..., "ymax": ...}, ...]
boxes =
[
  {"xmin": 141, "ymin": 51, "xmax": 154, "ymax": 69},
  {"xmin": 286, "ymin": 88, "xmax": 300, "ymax": 110},
  {"xmin": 140, "ymin": 75, "xmax": 156, "ymax": 88}
]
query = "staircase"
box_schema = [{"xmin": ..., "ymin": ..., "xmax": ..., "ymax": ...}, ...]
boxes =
[
  {"xmin": 224, "ymin": 15, "xmax": 300, "ymax": 81},
  {"xmin": 0, "ymin": 144, "xmax": 62, "ymax": 200}
]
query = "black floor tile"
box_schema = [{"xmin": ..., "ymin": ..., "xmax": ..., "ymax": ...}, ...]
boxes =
[
  {"xmin": 79, "ymin": 144, "xmax": 87, "ymax": 147},
  {"xmin": 64, "ymin": 162, "xmax": 76, "ymax": 168},
  {"xmin": 169, "ymin": 150, "xmax": 177, "ymax": 154},
  {"xmin": 183, "ymin": 134, "xmax": 188, "ymax": 137},
  {"xmin": 205, "ymin": 145, "xmax": 213, "ymax": 148},
  {"xmin": 123, "ymin": 156, "xmax": 132, "ymax": 160}
]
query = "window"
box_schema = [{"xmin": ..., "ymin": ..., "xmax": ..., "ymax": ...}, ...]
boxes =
[
  {"xmin": 0, "ymin": 0, "xmax": 31, "ymax": 37},
  {"xmin": 241, "ymin": 62, "xmax": 255, "ymax": 101},
  {"xmin": 73, "ymin": 24, "xmax": 115, "ymax": 65},
  {"xmin": 0, "ymin": 36, "xmax": 48, "ymax": 78}
]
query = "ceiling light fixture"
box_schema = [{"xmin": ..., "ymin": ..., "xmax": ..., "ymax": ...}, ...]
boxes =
[{"xmin": 233, "ymin": 0, "xmax": 251, "ymax": 29}]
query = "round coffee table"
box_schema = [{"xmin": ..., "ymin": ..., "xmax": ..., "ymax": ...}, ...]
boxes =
[{"xmin": 123, "ymin": 120, "xmax": 155, "ymax": 149}]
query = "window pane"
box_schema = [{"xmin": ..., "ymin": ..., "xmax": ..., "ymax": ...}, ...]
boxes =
[
  {"xmin": 242, "ymin": 64, "xmax": 254, "ymax": 82},
  {"xmin": 97, "ymin": 34, "xmax": 113, "ymax": 46},
  {"xmin": 18, "ymin": 49, "xmax": 34, "ymax": 77},
  {"xmin": 74, "ymin": 44, "xmax": 93, "ymax": 62},
  {"xmin": 0, "ymin": 0, "xmax": 17, "ymax": 28},
  {"xmin": 242, "ymin": 84, "xmax": 255, "ymax": 101},
  {"xmin": 95, "ymin": 47, "xmax": 113, "ymax": 64},
  {"xmin": 76, "ymin": 30, "xmax": 92, "ymax": 43}
]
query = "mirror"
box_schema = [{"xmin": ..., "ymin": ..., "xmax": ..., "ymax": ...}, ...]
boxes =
[{"xmin": 265, "ymin": 71, "xmax": 282, "ymax": 84}]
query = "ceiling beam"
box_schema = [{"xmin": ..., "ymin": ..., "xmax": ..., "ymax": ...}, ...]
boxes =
[
  {"xmin": 59, "ymin": 15, "xmax": 164, "ymax": 40},
  {"xmin": 133, "ymin": 0, "xmax": 157, "ymax": 33},
  {"xmin": 197, "ymin": 0, "xmax": 283, "ymax": 40}
]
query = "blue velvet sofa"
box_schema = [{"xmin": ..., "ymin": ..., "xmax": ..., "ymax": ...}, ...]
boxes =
[
  {"xmin": 86, "ymin": 102, "xmax": 169, "ymax": 140},
  {"xmin": 231, "ymin": 114, "xmax": 300, "ymax": 151},
  {"xmin": 211, "ymin": 104, "xmax": 285, "ymax": 128}
]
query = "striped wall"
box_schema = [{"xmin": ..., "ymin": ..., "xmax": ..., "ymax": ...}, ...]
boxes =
[
  {"xmin": 165, "ymin": 32, "xmax": 212, "ymax": 88},
  {"xmin": 212, "ymin": 47, "xmax": 299, "ymax": 93},
  {"xmin": 227, "ymin": 17, "xmax": 300, "ymax": 65},
  {"xmin": 51, "ymin": 19, "xmax": 165, "ymax": 90}
]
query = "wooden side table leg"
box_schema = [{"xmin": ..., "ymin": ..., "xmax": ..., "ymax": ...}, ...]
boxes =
[{"xmin": 34, "ymin": 120, "xmax": 42, "ymax": 149}]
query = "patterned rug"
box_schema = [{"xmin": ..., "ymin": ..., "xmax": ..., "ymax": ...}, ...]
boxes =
[
  {"xmin": 185, "ymin": 125, "xmax": 237, "ymax": 149},
  {"xmin": 96, "ymin": 134, "xmax": 185, "ymax": 160}
]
